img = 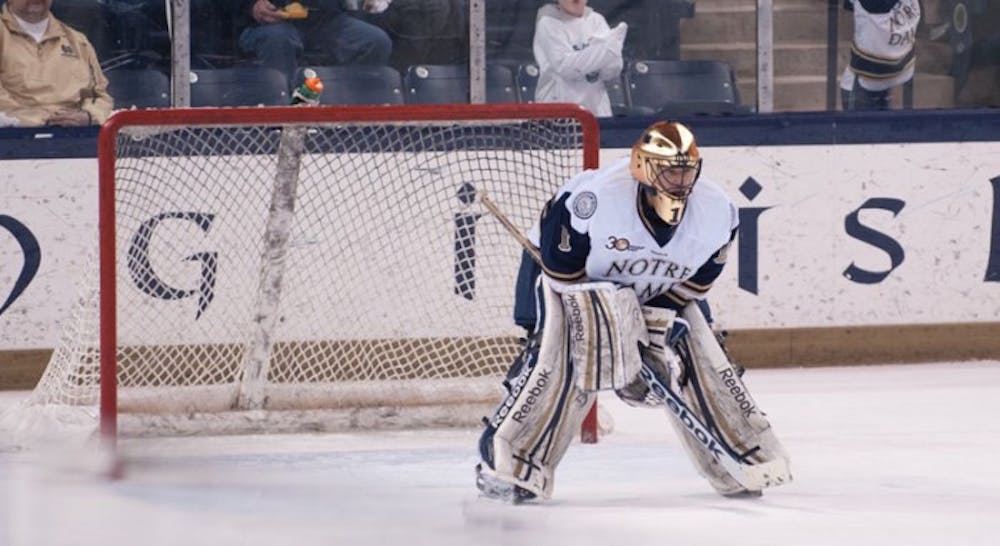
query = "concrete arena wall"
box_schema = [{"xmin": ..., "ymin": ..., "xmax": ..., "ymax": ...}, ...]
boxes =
[{"xmin": 1, "ymin": 110, "xmax": 998, "ymax": 389}]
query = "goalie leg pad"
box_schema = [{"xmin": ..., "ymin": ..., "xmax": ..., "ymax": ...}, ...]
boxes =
[
  {"xmin": 478, "ymin": 278, "xmax": 595, "ymax": 500},
  {"xmin": 666, "ymin": 302, "xmax": 792, "ymax": 495},
  {"xmin": 665, "ymin": 407, "xmax": 751, "ymax": 496},
  {"xmin": 560, "ymin": 281, "xmax": 647, "ymax": 392}
]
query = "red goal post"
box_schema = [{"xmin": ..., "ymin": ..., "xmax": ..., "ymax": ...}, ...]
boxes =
[{"xmin": 78, "ymin": 103, "xmax": 603, "ymax": 443}]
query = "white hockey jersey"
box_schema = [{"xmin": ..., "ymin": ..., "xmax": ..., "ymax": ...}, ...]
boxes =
[
  {"xmin": 532, "ymin": 4, "xmax": 626, "ymax": 118},
  {"xmin": 529, "ymin": 156, "xmax": 739, "ymax": 305},
  {"xmin": 841, "ymin": 0, "xmax": 920, "ymax": 92}
]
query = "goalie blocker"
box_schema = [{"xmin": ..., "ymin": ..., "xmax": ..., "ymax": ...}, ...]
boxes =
[{"xmin": 476, "ymin": 280, "xmax": 791, "ymax": 501}]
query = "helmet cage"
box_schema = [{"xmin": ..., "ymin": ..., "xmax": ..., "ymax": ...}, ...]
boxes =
[{"xmin": 640, "ymin": 155, "xmax": 702, "ymax": 199}]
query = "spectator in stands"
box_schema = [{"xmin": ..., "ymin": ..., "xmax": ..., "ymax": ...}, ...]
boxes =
[
  {"xmin": 0, "ymin": 0, "xmax": 113, "ymax": 127},
  {"xmin": 532, "ymin": 0, "xmax": 627, "ymax": 118},
  {"xmin": 359, "ymin": 0, "xmax": 466, "ymax": 72},
  {"xmin": 841, "ymin": 0, "xmax": 921, "ymax": 110},
  {"xmin": 237, "ymin": 0, "xmax": 392, "ymax": 87}
]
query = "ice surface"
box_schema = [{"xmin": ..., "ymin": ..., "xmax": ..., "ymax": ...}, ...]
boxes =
[{"xmin": 2, "ymin": 361, "xmax": 999, "ymax": 546}]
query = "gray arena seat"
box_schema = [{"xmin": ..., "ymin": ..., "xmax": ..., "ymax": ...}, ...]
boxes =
[
  {"xmin": 404, "ymin": 64, "xmax": 467, "ymax": 104},
  {"xmin": 106, "ymin": 67, "xmax": 170, "ymax": 109},
  {"xmin": 293, "ymin": 66, "xmax": 404, "ymax": 106},
  {"xmin": 190, "ymin": 67, "xmax": 288, "ymax": 107},
  {"xmin": 625, "ymin": 59, "xmax": 750, "ymax": 116},
  {"xmin": 515, "ymin": 63, "xmax": 539, "ymax": 103},
  {"xmin": 403, "ymin": 64, "xmax": 518, "ymax": 104},
  {"xmin": 486, "ymin": 64, "xmax": 518, "ymax": 103}
]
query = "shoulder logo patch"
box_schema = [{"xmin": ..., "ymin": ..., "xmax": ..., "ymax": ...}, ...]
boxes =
[{"xmin": 572, "ymin": 191, "xmax": 597, "ymax": 219}]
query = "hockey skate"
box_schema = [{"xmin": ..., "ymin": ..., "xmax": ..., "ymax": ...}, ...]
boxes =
[
  {"xmin": 722, "ymin": 489, "xmax": 763, "ymax": 499},
  {"xmin": 475, "ymin": 463, "xmax": 537, "ymax": 504}
]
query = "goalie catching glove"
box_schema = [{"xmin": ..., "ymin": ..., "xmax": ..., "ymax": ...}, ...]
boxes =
[{"xmin": 615, "ymin": 306, "xmax": 690, "ymax": 407}]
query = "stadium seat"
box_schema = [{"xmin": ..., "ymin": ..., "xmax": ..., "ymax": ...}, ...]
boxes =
[
  {"xmin": 190, "ymin": 67, "xmax": 289, "ymax": 107},
  {"xmin": 404, "ymin": 64, "xmax": 467, "ymax": 104},
  {"xmin": 515, "ymin": 63, "xmax": 539, "ymax": 103},
  {"xmin": 514, "ymin": 62, "xmax": 627, "ymax": 114},
  {"xmin": 486, "ymin": 64, "xmax": 518, "ymax": 103},
  {"xmin": 293, "ymin": 66, "xmax": 404, "ymax": 106},
  {"xmin": 106, "ymin": 67, "xmax": 170, "ymax": 109},
  {"xmin": 625, "ymin": 60, "xmax": 749, "ymax": 116},
  {"xmin": 403, "ymin": 64, "xmax": 517, "ymax": 104}
]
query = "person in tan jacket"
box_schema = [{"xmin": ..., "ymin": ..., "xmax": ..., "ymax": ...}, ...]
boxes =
[{"xmin": 0, "ymin": 0, "xmax": 112, "ymax": 127}]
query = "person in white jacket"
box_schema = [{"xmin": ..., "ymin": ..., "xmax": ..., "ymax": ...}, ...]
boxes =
[{"xmin": 532, "ymin": 0, "xmax": 627, "ymax": 117}]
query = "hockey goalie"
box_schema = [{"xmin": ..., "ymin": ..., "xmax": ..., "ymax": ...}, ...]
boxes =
[{"xmin": 475, "ymin": 120, "xmax": 792, "ymax": 503}]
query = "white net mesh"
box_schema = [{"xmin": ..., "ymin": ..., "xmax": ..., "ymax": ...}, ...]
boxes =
[{"xmin": 19, "ymin": 107, "xmax": 595, "ymax": 437}]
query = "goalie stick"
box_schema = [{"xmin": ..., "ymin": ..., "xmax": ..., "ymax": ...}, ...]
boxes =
[
  {"xmin": 480, "ymin": 193, "xmax": 542, "ymax": 265},
  {"xmin": 479, "ymin": 191, "xmax": 785, "ymax": 492},
  {"xmin": 636, "ymin": 358, "xmax": 787, "ymax": 491}
]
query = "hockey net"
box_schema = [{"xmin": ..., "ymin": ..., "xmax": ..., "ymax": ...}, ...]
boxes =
[{"xmin": 10, "ymin": 104, "xmax": 599, "ymax": 441}]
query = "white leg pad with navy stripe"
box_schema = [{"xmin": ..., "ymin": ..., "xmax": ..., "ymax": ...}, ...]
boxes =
[
  {"xmin": 489, "ymin": 277, "xmax": 596, "ymax": 499},
  {"xmin": 668, "ymin": 303, "xmax": 792, "ymax": 494}
]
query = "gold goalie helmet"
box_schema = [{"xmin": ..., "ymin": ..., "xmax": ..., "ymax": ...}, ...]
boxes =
[{"xmin": 630, "ymin": 121, "xmax": 702, "ymax": 225}]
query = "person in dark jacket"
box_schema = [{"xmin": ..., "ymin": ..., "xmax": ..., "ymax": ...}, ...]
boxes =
[
  {"xmin": 237, "ymin": 0, "xmax": 391, "ymax": 85},
  {"xmin": 359, "ymin": 0, "xmax": 467, "ymax": 72}
]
